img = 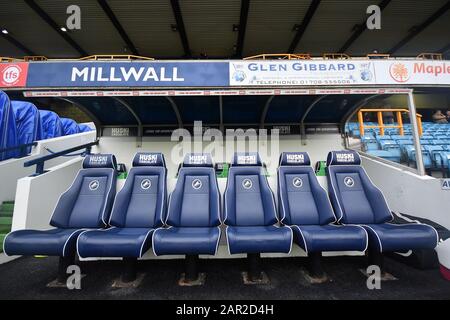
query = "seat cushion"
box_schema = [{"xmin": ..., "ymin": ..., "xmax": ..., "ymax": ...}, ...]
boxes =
[
  {"xmin": 153, "ymin": 227, "xmax": 220, "ymax": 255},
  {"xmin": 291, "ymin": 224, "xmax": 367, "ymax": 253},
  {"xmin": 77, "ymin": 227, "xmax": 154, "ymax": 258},
  {"xmin": 226, "ymin": 226, "xmax": 292, "ymax": 254},
  {"xmin": 362, "ymin": 223, "xmax": 438, "ymax": 253},
  {"xmin": 4, "ymin": 228, "xmax": 84, "ymax": 257}
]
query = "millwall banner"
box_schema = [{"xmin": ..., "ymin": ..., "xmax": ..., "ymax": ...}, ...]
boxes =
[
  {"xmin": 25, "ymin": 61, "xmax": 229, "ymax": 87},
  {"xmin": 229, "ymin": 60, "xmax": 377, "ymax": 86},
  {"xmin": 1, "ymin": 59, "xmax": 450, "ymax": 88}
]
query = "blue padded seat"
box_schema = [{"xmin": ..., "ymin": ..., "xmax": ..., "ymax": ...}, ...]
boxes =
[
  {"xmin": 77, "ymin": 152, "xmax": 167, "ymax": 258},
  {"xmin": 326, "ymin": 150, "xmax": 438, "ymax": 253},
  {"xmin": 278, "ymin": 152, "xmax": 367, "ymax": 253},
  {"xmin": 152, "ymin": 153, "xmax": 221, "ymax": 255},
  {"xmin": 4, "ymin": 154, "xmax": 117, "ymax": 257},
  {"xmin": 225, "ymin": 152, "xmax": 292, "ymax": 254}
]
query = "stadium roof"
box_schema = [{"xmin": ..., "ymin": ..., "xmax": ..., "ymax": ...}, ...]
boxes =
[{"xmin": 0, "ymin": 0, "xmax": 449, "ymax": 59}]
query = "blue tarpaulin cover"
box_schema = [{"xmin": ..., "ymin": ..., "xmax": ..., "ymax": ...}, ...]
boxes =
[
  {"xmin": 78, "ymin": 124, "xmax": 93, "ymax": 132},
  {"xmin": 11, "ymin": 101, "xmax": 42, "ymax": 155},
  {"xmin": 60, "ymin": 117, "xmax": 79, "ymax": 135},
  {"xmin": 39, "ymin": 110, "xmax": 63, "ymax": 139},
  {"xmin": 0, "ymin": 91, "xmax": 18, "ymax": 160}
]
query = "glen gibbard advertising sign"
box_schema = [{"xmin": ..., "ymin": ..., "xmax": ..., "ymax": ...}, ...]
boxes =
[
  {"xmin": 229, "ymin": 61, "xmax": 377, "ymax": 86},
  {"xmin": 229, "ymin": 60, "xmax": 450, "ymax": 87}
]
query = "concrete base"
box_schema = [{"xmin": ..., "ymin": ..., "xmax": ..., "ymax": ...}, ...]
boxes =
[
  {"xmin": 241, "ymin": 271, "xmax": 270, "ymax": 285},
  {"xmin": 47, "ymin": 274, "xmax": 86, "ymax": 288},
  {"xmin": 112, "ymin": 273, "xmax": 145, "ymax": 288},
  {"xmin": 300, "ymin": 268, "xmax": 330, "ymax": 284},
  {"xmin": 178, "ymin": 272, "xmax": 206, "ymax": 286},
  {"xmin": 359, "ymin": 268, "xmax": 398, "ymax": 281}
]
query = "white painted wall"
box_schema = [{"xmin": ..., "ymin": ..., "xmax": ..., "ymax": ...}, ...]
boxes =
[
  {"xmin": 95, "ymin": 133, "xmax": 344, "ymax": 178},
  {"xmin": 362, "ymin": 155, "xmax": 450, "ymax": 230},
  {"xmin": 0, "ymin": 129, "xmax": 96, "ymax": 204},
  {"xmin": 12, "ymin": 158, "xmax": 83, "ymax": 231}
]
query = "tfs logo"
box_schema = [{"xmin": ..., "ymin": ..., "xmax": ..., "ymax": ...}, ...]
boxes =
[{"xmin": 0, "ymin": 63, "xmax": 28, "ymax": 87}]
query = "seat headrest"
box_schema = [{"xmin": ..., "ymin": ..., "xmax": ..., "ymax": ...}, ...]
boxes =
[
  {"xmin": 82, "ymin": 154, "xmax": 117, "ymax": 169},
  {"xmin": 279, "ymin": 152, "xmax": 311, "ymax": 166},
  {"xmin": 231, "ymin": 152, "xmax": 262, "ymax": 166},
  {"xmin": 132, "ymin": 152, "xmax": 166, "ymax": 167},
  {"xmin": 326, "ymin": 150, "xmax": 361, "ymax": 166},
  {"xmin": 182, "ymin": 153, "xmax": 213, "ymax": 167}
]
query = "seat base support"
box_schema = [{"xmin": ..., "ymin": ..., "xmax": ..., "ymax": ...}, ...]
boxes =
[
  {"xmin": 242, "ymin": 253, "xmax": 269, "ymax": 284},
  {"xmin": 56, "ymin": 254, "xmax": 75, "ymax": 283},
  {"xmin": 305, "ymin": 252, "xmax": 328, "ymax": 283},
  {"xmin": 121, "ymin": 257, "xmax": 138, "ymax": 283}
]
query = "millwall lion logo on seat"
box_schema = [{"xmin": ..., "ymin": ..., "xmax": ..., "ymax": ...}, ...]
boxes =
[
  {"xmin": 192, "ymin": 179, "xmax": 202, "ymax": 190},
  {"xmin": 344, "ymin": 176, "xmax": 355, "ymax": 188},
  {"xmin": 242, "ymin": 179, "xmax": 253, "ymax": 189},
  {"xmin": 141, "ymin": 179, "xmax": 151, "ymax": 190},
  {"xmin": 292, "ymin": 177, "xmax": 303, "ymax": 188},
  {"xmin": 89, "ymin": 180, "xmax": 99, "ymax": 191}
]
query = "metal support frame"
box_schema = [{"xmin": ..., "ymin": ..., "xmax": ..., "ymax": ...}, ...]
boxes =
[
  {"xmin": 56, "ymin": 98, "xmax": 102, "ymax": 137},
  {"xmin": 306, "ymin": 251, "xmax": 325, "ymax": 278},
  {"xmin": 165, "ymin": 96, "xmax": 183, "ymax": 128},
  {"xmin": 259, "ymin": 95, "xmax": 275, "ymax": 129},
  {"xmin": 113, "ymin": 97, "xmax": 143, "ymax": 147},
  {"xmin": 235, "ymin": 0, "xmax": 250, "ymax": 58},
  {"xmin": 247, "ymin": 253, "xmax": 263, "ymax": 281},
  {"xmin": 121, "ymin": 257, "xmax": 138, "ymax": 283},
  {"xmin": 339, "ymin": 94, "xmax": 383, "ymax": 133},
  {"xmin": 57, "ymin": 253, "xmax": 75, "ymax": 283},
  {"xmin": 185, "ymin": 254, "xmax": 200, "ymax": 281},
  {"xmin": 407, "ymin": 91, "xmax": 425, "ymax": 176},
  {"xmin": 219, "ymin": 95, "xmax": 224, "ymax": 133},
  {"xmin": 300, "ymin": 95, "xmax": 327, "ymax": 144}
]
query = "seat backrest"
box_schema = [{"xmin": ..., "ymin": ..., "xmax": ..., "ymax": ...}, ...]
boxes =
[
  {"xmin": 50, "ymin": 154, "xmax": 117, "ymax": 229},
  {"xmin": 166, "ymin": 153, "xmax": 220, "ymax": 228},
  {"xmin": 224, "ymin": 152, "xmax": 278, "ymax": 227},
  {"xmin": 326, "ymin": 150, "xmax": 392, "ymax": 224},
  {"xmin": 278, "ymin": 152, "xmax": 335, "ymax": 226},
  {"xmin": 109, "ymin": 152, "xmax": 167, "ymax": 228}
]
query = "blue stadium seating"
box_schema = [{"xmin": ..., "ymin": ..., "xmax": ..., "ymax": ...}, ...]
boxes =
[
  {"xmin": 77, "ymin": 152, "xmax": 166, "ymax": 258},
  {"xmin": 225, "ymin": 152, "xmax": 292, "ymax": 254},
  {"xmin": 153, "ymin": 153, "xmax": 221, "ymax": 255},
  {"xmin": 0, "ymin": 91, "xmax": 18, "ymax": 160},
  {"xmin": 60, "ymin": 118, "xmax": 80, "ymax": 135},
  {"xmin": 277, "ymin": 152, "xmax": 367, "ymax": 254},
  {"xmin": 11, "ymin": 101, "xmax": 42, "ymax": 156},
  {"xmin": 39, "ymin": 110, "xmax": 63, "ymax": 139},
  {"xmin": 347, "ymin": 121, "xmax": 450, "ymax": 171},
  {"xmin": 326, "ymin": 150, "xmax": 438, "ymax": 254},
  {"xmin": 4, "ymin": 154, "xmax": 117, "ymax": 257}
]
